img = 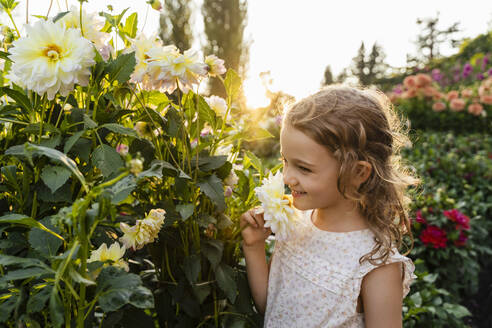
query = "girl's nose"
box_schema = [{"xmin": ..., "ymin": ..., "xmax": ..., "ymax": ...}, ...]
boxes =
[{"xmin": 283, "ymin": 166, "xmax": 297, "ymax": 186}]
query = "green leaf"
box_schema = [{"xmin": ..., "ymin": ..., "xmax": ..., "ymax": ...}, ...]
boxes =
[
  {"xmin": 100, "ymin": 123, "xmax": 138, "ymax": 137},
  {"xmin": 28, "ymin": 217, "xmax": 63, "ymax": 257},
  {"xmin": 129, "ymin": 286, "xmax": 154, "ymax": 309},
  {"xmin": 215, "ymin": 263, "xmax": 237, "ymax": 303},
  {"xmin": 96, "ymin": 266, "xmax": 145, "ymax": 312},
  {"xmin": 201, "ymin": 240, "xmax": 223, "ymax": 269},
  {"xmin": 27, "ymin": 285, "xmax": 53, "ymax": 314},
  {"xmin": 41, "ymin": 165, "xmax": 71, "ymax": 194},
  {"xmin": 0, "ymin": 214, "xmax": 64, "ymax": 241},
  {"xmin": 0, "ymin": 51, "xmax": 11, "ymax": 62},
  {"xmin": 0, "ymin": 254, "xmax": 48, "ymax": 268},
  {"xmin": 5, "ymin": 143, "xmax": 88, "ymax": 194},
  {"xmin": 63, "ymin": 130, "xmax": 85, "ymax": 154},
  {"xmin": 443, "ymin": 303, "xmax": 471, "ymax": 319},
  {"xmin": 197, "ymin": 96, "xmax": 217, "ymax": 129},
  {"xmin": 0, "ymin": 294, "xmax": 17, "ymax": 323},
  {"xmin": 106, "ymin": 52, "xmax": 136, "ymax": 84},
  {"xmin": 123, "ymin": 12, "xmax": 138, "ymax": 38},
  {"xmin": 176, "ymin": 204, "xmax": 194, "ymax": 221},
  {"xmin": 198, "ymin": 155, "xmax": 227, "ymax": 172},
  {"xmin": 192, "ymin": 283, "xmax": 211, "ymax": 304},
  {"xmin": 49, "ymin": 288, "xmax": 64, "ymax": 328},
  {"xmin": 197, "ymin": 174, "xmax": 225, "ymax": 211},
  {"xmin": 183, "ymin": 254, "xmax": 200, "ymax": 284},
  {"xmin": 83, "ymin": 114, "xmax": 98, "ymax": 129},
  {"xmin": 0, "ymin": 267, "xmax": 52, "ymax": 282},
  {"xmin": 224, "ymin": 69, "xmax": 242, "ymax": 103},
  {"xmin": 244, "ymin": 127, "xmax": 274, "ymax": 141},
  {"xmin": 91, "ymin": 144, "xmax": 124, "ymax": 177},
  {"xmin": 145, "ymin": 90, "xmax": 169, "ymax": 107},
  {"xmin": 52, "ymin": 11, "xmax": 69, "ymax": 22},
  {"xmin": 68, "ymin": 266, "xmax": 96, "ymax": 286},
  {"xmin": 0, "ymin": 87, "xmax": 32, "ymax": 112},
  {"xmin": 110, "ymin": 175, "xmax": 136, "ymax": 204}
]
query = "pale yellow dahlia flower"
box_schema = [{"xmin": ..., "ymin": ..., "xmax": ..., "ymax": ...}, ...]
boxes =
[
  {"xmin": 88, "ymin": 242, "xmax": 129, "ymax": 271},
  {"xmin": 147, "ymin": 47, "xmax": 208, "ymax": 93},
  {"xmin": 120, "ymin": 209, "xmax": 166, "ymax": 250},
  {"xmin": 129, "ymin": 34, "xmax": 163, "ymax": 89},
  {"xmin": 254, "ymin": 171, "xmax": 299, "ymax": 241},
  {"xmin": 58, "ymin": 6, "xmax": 109, "ymax": 51},
  {"xmin": 204, "ymin": 55, "xmax": 226, "ymax": 77},
  {"xmin": 7, "ymin": 20, "xmax": 95, "ymax": 100}
]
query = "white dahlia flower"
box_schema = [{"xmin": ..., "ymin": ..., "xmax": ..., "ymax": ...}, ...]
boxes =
[
  {"xmin": 58, "ymin": 6, "xmax": 109, "ymax": 51},
  {"xmin": 254, "ymin": 171, "xmax": 300, "ymax": 241},
  {"xmin": 130, "ymin": 34, "xmax": 163, "ymax": 88},
  {"xmin": 147, "ymin": 47, "xmax": 208, "ymax": 93},
  {"xmin": 120, "ymin": 209, "xmax": 166, "ymax": 250},
  {"xmin": 205, "ymin": 55, "xmax": 226, "ymax": 77},
  {"xmin": 205, "ymin": 95, "xmax": 228, "ymax": 117},
  {"xmin": 7, "ymin": 20, "xmax": 95, "ymax": 100},
  {"xmin": 88, "ymin": 242, "xmax": 129, "ymax": 271}
]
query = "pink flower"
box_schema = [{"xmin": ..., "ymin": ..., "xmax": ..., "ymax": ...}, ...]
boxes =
[
  {"xmin": 224, "ymin": 186, "xmax": 233, "ymax": 197},
  {"xmin": 467, "ymin": 102, "xmax": 483, "ymax": 116},
  {"xmin": 446, "ymin": 90, "xmax": 459, "ymax": 101},
  {"xmin": 449, "ymin": 98, "xmax": 465, "ymax": 111},
  {"xmin": 461, "ymin": 88, "xmax": 473, "ymax": 98},
  {"xmin": 416, "ymin": 73, "xmax": 432, "ymax": 87},
  {"xmin": 415, "ymin": 210, "xmax": 426, "ymax": 224},
  {"xmin": 420, "ymin": 225, "xmax": 447, "ymax": 249},
  {"xmin": 454, "ymin": 230, "xmax": 468, "ymax": 247},
  {"xmin": 116, "ymin": 144, "xmax": 129, "ymax": 156},
  {"xmin": 443, "ymin": 209, "xmax": 470, "ymax": 230},
  {"xmin": 480, "ymin": 94, "xmax": 492, "ymax": 105},
  {"xmin": 403, "ymin": 76, "xmax": 416, "ymax": 89},
  {"xmin": 432, "ymin": 101, "xmax": 446, "ymax": 112}
]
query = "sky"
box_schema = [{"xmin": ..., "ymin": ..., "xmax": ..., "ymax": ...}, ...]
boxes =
[{"xmin": 5, "ymin": 0, "xmax": 492, "ymax": 107}]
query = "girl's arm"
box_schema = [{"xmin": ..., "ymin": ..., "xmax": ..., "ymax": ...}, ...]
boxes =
[
  {"xmin": 360, "ymin": 262, "xmax": 403, "ymax": 328},
  {"xmin": 240, "ymin": 209, "xmax": 272, "ymax": 314}
]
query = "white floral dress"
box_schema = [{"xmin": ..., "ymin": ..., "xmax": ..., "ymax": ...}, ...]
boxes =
[{"xmin": 264, "ymin": 209, "xmax": 415, "ymax": 328}]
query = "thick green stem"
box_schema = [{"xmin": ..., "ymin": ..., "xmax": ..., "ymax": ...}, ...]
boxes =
[
  {"xmin": 6, "ymin": 10, "xmax": 20, "ymax": 38},
  {"xmin": 77, "ymin": 215, "xmax": 88, "ymax": 328}
]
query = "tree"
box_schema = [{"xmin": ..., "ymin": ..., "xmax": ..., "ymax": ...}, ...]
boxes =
[
  {"xmin": 202, "ymin": 0, "xmax": 249, "ymax": 98},
  {"xmin": 321, "ymin": 65, "xmax": 334, "ymax": 86},
  {"xmin": 349, "ymin": 41, "xmax": 388, "ymax": 86},
  {"xmin": 412, "ymin": 12, "xmax": 461, "ymax": 64},
  {"xmin": 159, "ymin": 0, "xmax": 194, "ymax": 52}
]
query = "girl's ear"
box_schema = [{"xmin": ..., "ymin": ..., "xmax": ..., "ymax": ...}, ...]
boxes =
[{"xmin": 355, "ymin": 161, "xmax": 372, "ymax": 185}]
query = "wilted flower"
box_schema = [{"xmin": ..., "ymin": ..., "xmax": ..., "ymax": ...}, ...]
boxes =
[
  {"xmin": 205, "ymin": 95, "xmax": 228, "ymax": 117},
  {"xmin": 449, "ymin": 98, "xmax": 465, "ymax": 112},
  {"xmin": 59, "ymin": 6, "xmax": 109, "ymax": 51},
  {"xmin": 254, "ymin": 171, "xmax": 300, "ymax": 241},
  {"xmin": 120, "ymin": 209, "xmax": 166, "ymax": 250},
  {"xmin": 88, "ymin": 242, "xmax": 129, "ymax": 271},
  {"xmin": 7, "ymin": 20, "xmax": 95, "ymax": 100},
  {"xmin": 128, "ymin": 158, "xmax": 143, "ymax": 175},
  {"xmin": 204, "ymin": 55, "xmax": 226, "ymax": 77}
]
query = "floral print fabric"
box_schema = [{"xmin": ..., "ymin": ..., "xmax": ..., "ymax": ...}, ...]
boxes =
[{"xmin": 264, "ymin": 209, "xmax": 415, "ymax": 328}]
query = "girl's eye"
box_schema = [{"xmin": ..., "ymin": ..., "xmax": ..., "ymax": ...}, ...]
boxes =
[{"xmin": 298, "ymin": 166, "xmax": 311, "ymax": 172}]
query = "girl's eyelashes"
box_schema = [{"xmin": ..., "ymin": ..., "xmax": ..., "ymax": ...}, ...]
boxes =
[{"xmin": 280, "ymin": 156, "xmax": 311, "ymax": 173}]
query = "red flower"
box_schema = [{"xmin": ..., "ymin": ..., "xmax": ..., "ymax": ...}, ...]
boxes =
[
  {"xmin": 420, "ymin": 225, "xmax": 447, "ymax": 249},
  {"xmin": 454, "ymin": 230, "xmax": 468, "ymax": 247},
  {"xmin": 443, "ymin": 209, "xmax": 470, "ymax": 230}
]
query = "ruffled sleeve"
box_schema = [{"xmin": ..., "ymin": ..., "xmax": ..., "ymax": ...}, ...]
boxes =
[{"xmin": 357, "ymin": 249, "xmax": 416, "ymax": 298}]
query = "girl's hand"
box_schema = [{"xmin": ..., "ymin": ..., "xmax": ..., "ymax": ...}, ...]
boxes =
[{"xmin": 240, "ymin": 208, "xmax": 272, "ymax": 248}]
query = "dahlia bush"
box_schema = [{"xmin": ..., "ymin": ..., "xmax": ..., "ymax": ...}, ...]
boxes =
[{"xmin": 0, "ymin": 2, "xmax": 272, "ymax": 327}]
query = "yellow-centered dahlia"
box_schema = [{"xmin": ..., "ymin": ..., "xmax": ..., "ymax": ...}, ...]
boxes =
[
  {"xmin": 88, "ymin": 242, "xmax": 129, "ymax": 271},
  {"xmin": 58, "ymin": 6, "xmax": 108, "ymax": 50},
  {"xmin": 254, "ymin": 171, "xmax": 300, "ymax": 241},
  {"xmin": 130, "ymin": 34, "xmax": 163, "ymax": 89},
  {"xmin": 120, "ymin": 209, "xmax": 166, "ymax": 250},
  {"xmin": 204, "ymin": 55, "xmax": 226, "ymax": 77},
  {"xmin": 7, "ymin": 20, "xmax": 95, "ymax": 100}
]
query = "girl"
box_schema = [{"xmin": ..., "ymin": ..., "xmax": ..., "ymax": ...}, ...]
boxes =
[{"xmin": 240, "ymin": 85, "xmax": 419, "ymax": 327}]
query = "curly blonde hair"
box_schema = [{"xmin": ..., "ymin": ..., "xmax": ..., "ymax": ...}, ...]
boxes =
[{"xmin": 283, "ymin": 85, "xmax": 420, "ymax": 265}]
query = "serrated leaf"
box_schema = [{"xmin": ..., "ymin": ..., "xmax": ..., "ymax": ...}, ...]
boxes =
[
  {"xmin": 215, "ymin": 263, "xmax": 237, "ymax": 303},
  {"xmin": 100, "ymin": 123, "xmax": 138, "ymax": 137},
  {"xmin": 129, "ymin": 286, "xmax": 154, "ymax": 309},
  {"xmin": 28, "ymin": 217, "xmax": 63, "ymax": 257},
  {"xmin": 110, "ymin": 175, "xmax": 136, "ymax": 204},
  {"xmin": 27, "ymin": 285, "xmax": 53, "ymax": 314},
  {"xmin": 0, "ymin": 86, "xmax": 32, "ymax": 112},
  {"xmin": 0, "ymin": 51, "xmax": 11, "ymax": 62},
  {"xmin": 91, "ymin": 144, "xmax": 124, "ymax": 177},
  {"xmin": 197, "ymin": 174, "xmax": 225, "ymax": 211},
  {"xmin": 0, "ymin": 267, "xmax": 52, "ymax": 282},
  {"xmin": 106, "ymin": 52, "xmax": 136, "ymax": 84},
  {"xmin": 201, "ymin": 240, "xmax": 223, "ymax": 269},
  {"xmin": 443, "ymin": 303, "xmax": 471, "ymax": 319},
  {"xmin": 68, "ymin": 266, "xmax": 96, "ymax": 286},
  {"xmin": 96, "ymin": 266, "xmax": 144, "ymax": 312},
  {"xmin": 41, "ymin": 165, "xmax": 71, "ymax": 194},
  {"xmin": 192, "ymin": 283, "xmax": 211, "ymax": 304},
  {"xmin": 183, "ymin": 254, "xmax": 200, "ymax": 283},
  {"xmin": 83, "ymin": 114, "xmax": 98, "ymax": 129},
  {"xmin": 198, "ymin": 155, "xmax": 227, "ymax": 172},
  {"xmin": 123, "ymin": 12, "xmax": 138, "ymax": 38}
]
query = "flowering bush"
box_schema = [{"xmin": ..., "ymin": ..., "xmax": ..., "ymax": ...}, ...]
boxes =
[{"xmin": 0, "ymin": 2, "xmax": 273, "ymax": 327}]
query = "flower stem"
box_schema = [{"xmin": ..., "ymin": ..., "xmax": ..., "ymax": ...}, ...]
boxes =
[
  {"xmin": 6, "ymin": 10, "xmax": 20, "ymax": 38},
  {"xmin": 79, "ymin": 2, "xmax": 84, "ymax": 37}
]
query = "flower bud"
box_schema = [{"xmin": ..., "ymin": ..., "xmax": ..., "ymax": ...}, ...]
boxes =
[{"xmin": 129, "ymin": 158, "xmax": 143, "ymax": 175}]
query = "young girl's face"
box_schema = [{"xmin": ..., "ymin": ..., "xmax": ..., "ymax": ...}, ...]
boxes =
[{"xmin": 280, "ymin": 124, "xmax": 348, "ymax": 211}]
